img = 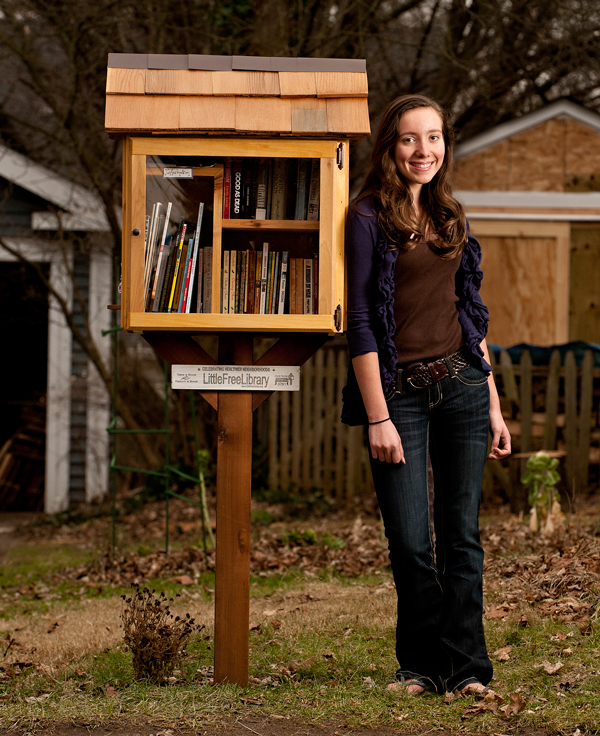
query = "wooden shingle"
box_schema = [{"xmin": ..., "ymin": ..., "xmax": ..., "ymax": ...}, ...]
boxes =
[
  {"xmin": 105, "ymin": 95, "xmax": 180, "ymax": 131},
  {"xmin": 326, "ymin": 98, "xmax": 370, "ymax": 134},
  {"xmin": 213, "ymin": 71, "xmax": 280, "ymax": 97},
  {"xmin": 291, "ymin": 99, "xmax": 327, "ymax": 133},
  {"xmin": 180, "ymin": 97, "xmax": 235, "ymax": 130},
  {"xmin": 106, "ymin": 67, "xmax": 146, "ymax": 95},
  {"xmin": 316, "ymin": 72, "xmax": 368, "ymax": 98},
  {"xmin": 145, "ymin": 70, "xmax": 213, "ymax": 96},
  {"xmin": 278, "ymin": 72, "xmax": 317, "ymax": 98},
  {"xmin": 235, "ymin": 98, "xmax": 291, "ymax": 133}
]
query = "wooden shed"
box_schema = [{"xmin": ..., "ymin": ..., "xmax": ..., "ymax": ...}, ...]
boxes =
[{"xmin": 454, "ymin": 100, "xmax": 600, "ymax": 347}]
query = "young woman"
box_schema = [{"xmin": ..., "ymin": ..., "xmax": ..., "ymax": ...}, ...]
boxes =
[{"xmin": 342, "ymin": 95, "xmax": 511, "ymax": 695}]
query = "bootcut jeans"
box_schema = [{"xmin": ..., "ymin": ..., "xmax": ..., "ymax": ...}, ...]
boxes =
[{"xmin": 369, "ymin": 364, "xmax": 493, "ymax": 693}]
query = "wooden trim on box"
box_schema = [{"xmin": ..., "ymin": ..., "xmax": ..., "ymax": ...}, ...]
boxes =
[
  {"xmin": 121, "ymin": 138, "xmax": 132, "ymax": 329},
  {"xmin": 211, "ymin": 167, "xmax": 224, "ymax": 314},
  {"xmin": 319, "ymin": 156, "xmax": 335, "ymax": 317},
  {"xmin": 222, "ymin": 220, "xmax": 319, "ymax": 231},
  {"xmin": 335, "ymin": 140, "xmax": 349, "ymax": 330},
  {"xmin": 130, "ymin": 137, "xmax": 339, "ymax": 158},
  {"xmin": 130, "ymin": 154, "xmax": 147, "ymax": 315},
  {"xmin": 128, "ymin": 313, "xmax": 338, "ymax": 332}
]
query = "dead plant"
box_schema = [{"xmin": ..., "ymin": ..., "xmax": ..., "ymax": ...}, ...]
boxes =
[{"xmin": 120, "ymin": 584, "xmax": 203, "ymax": 683}]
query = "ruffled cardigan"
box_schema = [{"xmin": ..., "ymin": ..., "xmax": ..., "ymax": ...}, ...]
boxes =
[{"xmin": 341, "ymin": 196, "xmax": 491, "ymax": 426}]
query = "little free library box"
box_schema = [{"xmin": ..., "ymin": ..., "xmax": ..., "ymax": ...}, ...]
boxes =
[
  {"xmin": 105, "ymin": 53, "xmax": 371, "ymax": 335},
  {"xmin": 105, "ymin": 53, "xmax": 370, "ymax": 688}
]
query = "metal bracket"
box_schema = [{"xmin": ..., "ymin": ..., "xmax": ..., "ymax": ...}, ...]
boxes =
[
  {"xmin": 336, "ymin": 143, "xmax": 344, "ymax": 170},
  {"xmin": 334, "ymin": 304, "xmax": 342, "ymax": 331}
]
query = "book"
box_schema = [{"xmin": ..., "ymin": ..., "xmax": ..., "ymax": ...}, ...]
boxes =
[
  {"xmin": 158, "ymin": 239, "xmax": 178, "ymax": 312},
  {"xmin": 222, "ymin": 250, "xmax": 230, "ymax": 314},
  {"xmin": 265, "ymin": 252, "xmax": 273, "ymax": 314},
  {"xmin": 290, "ymin": 257, "xmax": 296, "ymax": 315},
  {"xmin": 286, "ymin": 159, "xmax": 298, "ymax": 220},
  {"xmin": 228, "ymin": 249, "xmax": 236, "ymax": 314},
  {"xmin": 144, "ymin": 203, "xmax": 157, "ymax": 289},
  {"xmin": 144, "ymin": 203, "xmax": 163, "ymax": 307},
  {"xmin": 241, "ymin": 249, "xmax": 249, "ymax": 313},
  {"xmin": 172, "ymin": 238, "xmax": 194, "ymax": 313},
  {"xmin": 177, "ymin": 238, "xmax": 193, "ymax": 313},
  {"xmin": 195, "ymin": 248, "xmax": 204, "ymax": 313},
  {"xmin": 202, "ymin": 246, "xmax": 212, "ymax": 313},
  {"xmin": 223, "ymin": 157, "xmax": 232, "ymax": 219},
  {"xmin": 304, "ymin": 258, "xmax": 313, "ymax": 314},
  {"xmin": 270, "ymin": 159, "xmax": 288, "ymax": 220},
  {"xmin": 295, "ymin": 160, "xmax": 309, "ymax": 220},
  {"xmin": 307, "ymin": 159, "xmax": 320, "ymax": 221},
  {"xmin": 148, "ymin": 201, "xmax": 172, "ymax": 311},
  {"xmin": 295, "ymin": 258, "xmax": 303, "ymax": 314},
  {"xmin": 231, "ymin": 158, "xmax": 243, "ymax": 219},
  {"xmin": 259, "ymin": 242, "xmax": 269, "ymax": 314},
  {"xmin": 167, "ymin": 222, "xmax": 187, "ymax": 312},
  {"xmin": 250, "ymin": 159, "xmax": 259, "ymax": 219},
  {"xmin": 247, "ymin": 250, "xmax": 256, "ymax": 315},
  {"xmin": 255, "ymin": 159, "xmax": 269, "ymax": 220},
  {"xmin": 313, "ymin": 252, "xmax": 319, "ymax": 315},
  {"xmin": 185, "ymin": 202, "xmax": 203, "ymax": 313},
  {"xmin": 235, "ymin": 250, "xmax": 242, "ymax": 313},
  {"xmin": 272, "ymin": 251, "xmax": 281, "ymax": 314},
  {"xmin": 266, "ymin": 159, "xmax": 274, "ymax": 220},
  {"xmin": 152, "ymin": 239, "xmax": 171, "ymax": 312},
  {"xmin": 278, "ymin": 251, "xmax": 288, "ymax": 314},
  {"xmin": 242, "ymin": 161, "xmax": 252, "ymax": 218},
  {"xmin": 254, "ymin": 248, "xmax": 261, "ymax": 314}
]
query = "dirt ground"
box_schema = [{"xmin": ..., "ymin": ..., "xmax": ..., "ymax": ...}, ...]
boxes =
[{"xmin": 0, "ymin": 721, "xmax": 556, "ymax": 736}]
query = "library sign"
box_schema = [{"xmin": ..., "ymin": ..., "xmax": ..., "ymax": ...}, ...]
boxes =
[{"xmin": 172, "ymin": 365, "xmax": 300, "ymax": 391}]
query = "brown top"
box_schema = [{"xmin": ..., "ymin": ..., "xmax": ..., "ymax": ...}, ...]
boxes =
[{"xmin": 393, "ymin": 241, "xmax": 464, "ymax": 365}]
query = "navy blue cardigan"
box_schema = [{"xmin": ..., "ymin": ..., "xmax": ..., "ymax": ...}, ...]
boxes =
[{"xmin": 341, "ymin": 196, "xmax": 491, "ymax": 426}]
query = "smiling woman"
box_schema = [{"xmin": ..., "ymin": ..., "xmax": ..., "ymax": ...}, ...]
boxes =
[{"xmin": 342, "ymin": 94, "xmax": 511, "ymax": 697}]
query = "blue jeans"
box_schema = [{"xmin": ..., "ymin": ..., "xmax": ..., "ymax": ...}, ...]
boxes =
[{"xmin": 369, "ymin": 364, "xmax": 493, "ymax": 693}]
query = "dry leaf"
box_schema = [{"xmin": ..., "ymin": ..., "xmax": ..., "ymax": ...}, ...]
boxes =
[
  {"xmin": 46, "ymin": 620, "xmax": 63, "ymax": 634},
  {"xmin": 443, "ymin": 691, "xmax": 456, "ymax": 704},
  {"xmin": 363, "ymin": 676, "xmax": 376, "ymax": 688},
  {"xmin": 499, "ymin": 692, "xmax": 526, "ymax": 717},
  {"xmin": 263, "ymin": 609, "xmax": 279, "ymax": 617},
  {"xmin": 288, "ymin": 654, "xmax": 318, "ymax": 672},
  {"xmin": 271, "ymin": 619, "xmax": 282, "ymax": 630},
  {"xmin": 493, "ymin": 646, "xmax": 512, "ymax": 661},
  {"xmin": 171, "ymin": 575, "xmax": 194, "ymax": 586},
  {"xmin": 486, "ymin": 604, "xmax": 509, "ymax": 620},
  {"xmin": 105, "ymin": 685, "xmax": 116, "ymax": 697}
]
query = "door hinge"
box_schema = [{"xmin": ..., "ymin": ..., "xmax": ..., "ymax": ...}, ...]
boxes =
[
  {"xmin": 336, "ymin": 143, "xmax": 344, "ymax": 170},
  {"xmin": 334, "ymin": 304, "xmax": 342, "ymax": 331}
]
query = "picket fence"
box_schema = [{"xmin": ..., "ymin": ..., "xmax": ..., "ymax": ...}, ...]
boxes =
[{"xmin": 255, "ymin": 344, "xmax": 600, "ymax": 502}]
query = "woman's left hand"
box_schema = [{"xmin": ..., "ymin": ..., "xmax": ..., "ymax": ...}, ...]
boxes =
[{"xmin": 488, "ymin": 406, "xmax": 511, "ymax": 459}]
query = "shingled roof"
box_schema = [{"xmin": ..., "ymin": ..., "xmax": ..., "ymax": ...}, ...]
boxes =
[{"xmin": 105, "ymin": 53, "xmax": 370, "ymax": 137}]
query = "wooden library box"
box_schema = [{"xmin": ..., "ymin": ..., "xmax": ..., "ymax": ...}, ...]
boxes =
[{"xmin": 105, "ymin": 53, "xmax": 370, "ymax": 334}]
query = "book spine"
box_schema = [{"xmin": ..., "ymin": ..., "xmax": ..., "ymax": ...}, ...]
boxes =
[
  {"xmin": 259, "ymin": 242, "xmax": 269, "ymax": 314},
  {"xmin": 265, "ymin": 252, "xmax": 273, "ymax": 314},
  {"xmin": 186, "ymin": 201, "xmax": 203, "ymax": 313},
  {"xmin": 270, "ymin": 251, "xmax": 280, "ymax": 314},
  {"xmin": 247, "ymin": 250, "xmax": 255, "ymax": 314},
  {"xmin": 196, "ymin": 249, "xmax": 203, "ymax": 313},
  {"xmin": 144, "ymin": 203, "xmax": 157, "ymax": 289},
  {"xmin": 172, "ymin": 241, "xmax": 189, "ymax": 313},
  {"xmin": 278, "ymin": 251, "xmax": 288, "ymax": 314},
  {"xmin": 222, "ymin": 250, "xmax": 230, "ymax": 314},
  {"xmin": 202, "ymin": 247, "xmax": 213, "ymax": 313},
  {"xmin": 178, "ymin": 239, "xmax": 193, "ymax": 312},
  {"xmin": 167, "ymin": 223, "xmax": 187, "ymax": 312},
  {"xmin": 151, "ymin": 201, "xmax": 173, "ymax": 309},
  {"xmin": 158, "ymin": 242, "xmax": 177, "ymax": 312},
  {"xmin": 254, "ymin": 250, "xmax": 261, "ymax": 314},
  {"xmin": 296, "ymin": 258, "xmax": 303, "ymax": 314},
  {"xmin": 313, "ymin": 252, "xmax": 318, "ymax": 315},
  {"xmin": 255, "ymin": 159, "xmax": 269, "ymax": 220},
  {"xmin": 307, "ymin": 159, "xmax": 320, "ymax": 221},
  {"xmin": 271, "ymin": 159, "xmax": 288, "ymax": 220},
  {"xmin": 295, "ymin": 160, "xmax": 308, "ymax": 220},
  {"xmin": 228, "ymin": 249, "xmax": 236, "ymax": 315},
  {"xmin": 241, "ymin": 250, "xmax": 248, "ymax": 313},
  {"xmin": 304, "ymin": 258, "xmax": 313, "ymax": 314},
  {"xmin": 152, "ymin": 241, "xmax": 171, "ymax": 312},
  {"xmin": 266, "ymin": 159, "xmax": 274, "ymax": 220},
  {"xmin": 290, "ymin": 257, "xmax": 296, "ymax": 315},
  {"xmin": 250, "ymin": 159, "xmax": 259, "ymax": 219},
  {"xmin": 223, "ymin": 157, "xmax": 232, "ymax": 219},
  {"xmin": 242, "ymin": 161, "xmax": 252, "ymax": 218},
  {"xmin": 231, "ymin": 158, "xmax": 243, "ymax": 219}
]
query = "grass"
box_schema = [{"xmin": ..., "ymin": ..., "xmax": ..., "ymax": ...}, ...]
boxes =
[{"xmin": 1, "ymin": 533, "xmax": 599, "ymax": 734}]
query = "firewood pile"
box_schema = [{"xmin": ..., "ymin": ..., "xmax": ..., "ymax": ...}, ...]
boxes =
[{"xmin": 0, "ymin": 402, "xmax": 45, "ymax": 511}]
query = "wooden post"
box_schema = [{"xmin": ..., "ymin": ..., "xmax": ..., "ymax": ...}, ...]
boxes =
[
  {"xmin": 214, "ymin": 334, "xmax": 253, "ymax": 686},
  {"xmin": 564, "ymin": 350, "xmax": 578, "ymax": 495},
  {"xmin": 520, "ymin": 349, "xmax": 533, "ymax": 453}
]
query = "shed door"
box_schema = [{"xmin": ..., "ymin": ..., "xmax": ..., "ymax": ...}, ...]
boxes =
[{"xmin": 569, "ymin": 227, "xmax": 600, "ymax": 344}]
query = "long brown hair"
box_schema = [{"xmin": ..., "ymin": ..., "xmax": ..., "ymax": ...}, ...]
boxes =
[{"xmin": 357, "ymin": 94, "xmax": 466, "ymax": 258}]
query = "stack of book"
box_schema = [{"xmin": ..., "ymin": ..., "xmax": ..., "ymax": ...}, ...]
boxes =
[
  {"xmin": 223, "ymin": 158, "xmax": 320, "ymax": 221},
  {"xmin": 221, "ymin": 243, "xmax": 318, "ymax": 315},
  {"xmin": 143, "ymin": 201, "xmax": 212, "ymax": 313}
]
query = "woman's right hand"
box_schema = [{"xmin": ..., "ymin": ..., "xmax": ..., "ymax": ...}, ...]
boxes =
[{"xmin": 368, "ymin": 420, "xmax": 405, "ymax": 464}]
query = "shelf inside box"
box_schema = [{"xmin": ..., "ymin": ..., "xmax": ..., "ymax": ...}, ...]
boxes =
[
  {"xmin": 222, "ymin": 220, "xmax": 319, "ymax": 231},
  {"xmin": 129, "ymin": 312, "xmax": 336, "ymax": 333}
]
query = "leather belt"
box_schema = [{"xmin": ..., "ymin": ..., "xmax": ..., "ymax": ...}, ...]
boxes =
[{"xmin": 392, "ymin": 347, "xmax": 471, "ymax": 392}]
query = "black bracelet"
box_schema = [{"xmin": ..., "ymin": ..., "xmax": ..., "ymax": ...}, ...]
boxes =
[{"xmin": 368, "ymin": 417, "xmax": 391, "ymax": 426}]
